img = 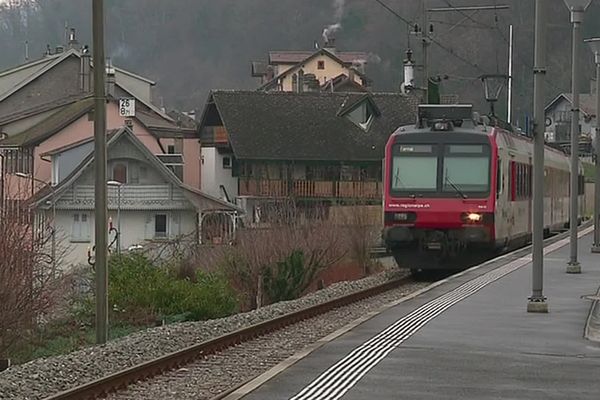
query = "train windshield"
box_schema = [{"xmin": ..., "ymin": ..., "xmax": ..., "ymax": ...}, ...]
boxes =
[
  {"xmin": 391, "ymin": 145, "xmax": 438, "ymax": 192},
  {"xmin": 442, "ymin": 145, "xmax": 490, "ymax": 193},
  {"xmin": 391, "ymin": 143, "xmax": 490, "ymax": 197}
]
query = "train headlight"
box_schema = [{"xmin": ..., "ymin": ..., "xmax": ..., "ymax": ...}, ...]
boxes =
[{"xmin": 466, "ymin": 213, "xmax": 482, "ymax": 222}]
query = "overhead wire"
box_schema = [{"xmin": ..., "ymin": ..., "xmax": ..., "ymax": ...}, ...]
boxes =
[
  {"xmin": 442, "ymin": 0, "xmax": 566, "ymax": 94},
  {"xmin": 373, "ymin": 0, "xmax": 486, "ymax": 74}
]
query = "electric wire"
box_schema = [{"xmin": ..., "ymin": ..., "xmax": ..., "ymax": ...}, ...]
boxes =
[{"xmin": 373, "ymin": 0, "xmax": 486, "ymax": 74}]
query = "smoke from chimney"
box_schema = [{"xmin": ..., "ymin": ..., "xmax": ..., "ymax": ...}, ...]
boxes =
[{"xmin": 322, "ymin": 0, "xmax": 345, "ymax": 45}]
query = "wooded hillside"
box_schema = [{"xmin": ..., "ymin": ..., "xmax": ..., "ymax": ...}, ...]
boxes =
[{"xmin": 1, "ymin": 0, "xmax": 599, "ymax": 125}]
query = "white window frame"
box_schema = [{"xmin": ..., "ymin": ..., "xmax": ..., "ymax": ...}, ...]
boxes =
[{"xmin": 71, "ymin": 212, "xmax": 91, "ymax": 242}]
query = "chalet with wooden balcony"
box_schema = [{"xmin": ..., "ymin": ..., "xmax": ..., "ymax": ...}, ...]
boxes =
[
  {"xmin": 198, "ymin": 90, "xmax": 418, "ymax": 221},
  {"xmin": 544, "ymin": 92, "xmax": 596, "ymax": 147},
  {"xmin": 33, "ymin": 126, "xmax": 241, "ymax": 267}
]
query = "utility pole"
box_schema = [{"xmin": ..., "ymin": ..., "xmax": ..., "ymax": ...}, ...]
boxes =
[
  {"xmin": 93, "ymin": 0, "xmax": 108, "ymax": 344},
  {"xmin": 528, "ymin": 0, "xmax": 548, "ymax": 313},
  {"xmin": 507, "ymin": 25, "xmax": 513, "ymax": 124},
  {"xmin": 422, "ymin": 0, "xmax": 429, "ymax": 104}
]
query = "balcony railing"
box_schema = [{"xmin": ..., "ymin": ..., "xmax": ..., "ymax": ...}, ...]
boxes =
[{"xmin": 239, "ymin": 178, "xmax": 382, "ymax": 199}]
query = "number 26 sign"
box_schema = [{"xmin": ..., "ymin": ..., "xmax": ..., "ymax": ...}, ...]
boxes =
[{"xmin": 119, "ymin": 98, "xmax": 135, "ymax": 117}]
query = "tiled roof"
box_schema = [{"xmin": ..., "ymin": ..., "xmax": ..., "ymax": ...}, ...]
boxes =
[
  {"xmin": 269, "ymin": 51, "xmax": 368, "ymax": 64},
  {"xmin": 546, "ymin": 93, "xmax": 598, "ymax": 116},
  {"xmin": 259, "ymin": 49, "xmax": 370, "ymax": 92},
  {"xmin": 0, "ymin": 97, "xmax": 95, "ymax": 147},
  {"xmin": 208, "ymin": 90, "xmax": 418, "ymax": 161}
]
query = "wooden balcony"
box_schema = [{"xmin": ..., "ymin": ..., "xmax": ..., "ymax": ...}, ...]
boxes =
[
  {"xmin": 239, "ymin": 178, "xmax": 382, "ymax": 200},
  {"xmin": 199, "ymin": 126, "xmax": 229, "ymax": 145},
  {"xmin": 214, "ymin": 126, "xmax": 228, "ymax": 144}
]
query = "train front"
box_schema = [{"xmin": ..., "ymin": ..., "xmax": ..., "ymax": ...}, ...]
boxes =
[{"xmin": 383, "ymin": 105, "xmax": 497, "ymax": 271}]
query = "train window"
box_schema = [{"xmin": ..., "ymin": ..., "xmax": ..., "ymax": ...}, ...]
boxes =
[{"xmin": 511, "ymin": 162, "xmax": 533, "ymax": 201}]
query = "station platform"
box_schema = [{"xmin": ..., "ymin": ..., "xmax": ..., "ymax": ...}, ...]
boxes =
[{"xmin": 235, "ymin": 226, "xmax": 600, "ymax": 400}]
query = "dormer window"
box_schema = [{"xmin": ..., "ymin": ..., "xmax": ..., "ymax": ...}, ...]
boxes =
[{"xmin": 346, "ymin": 102, "xmax": 375, "ymax": 131}]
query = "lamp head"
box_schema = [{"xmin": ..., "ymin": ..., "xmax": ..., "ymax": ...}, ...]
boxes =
[
  {"xmin": 107, "ymin": 180, "xmax": 122, "ymax": 187},
  {"xmin": 585, "ymin": 38, "xmax": 600, "ymax": 64},
  {"xmin": 563, "ymin": 0, "xmax": 593, "ymax": 11}
]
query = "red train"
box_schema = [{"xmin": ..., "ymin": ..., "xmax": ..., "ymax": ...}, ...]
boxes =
[{"xmin": 382, "ymin": 104, "xmax": 585, "ymax": 272}]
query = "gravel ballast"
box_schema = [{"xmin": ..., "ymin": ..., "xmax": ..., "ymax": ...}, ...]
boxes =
[{"xmin": 0, "ymin": 268, "xmax": 424, "ymax": 400}]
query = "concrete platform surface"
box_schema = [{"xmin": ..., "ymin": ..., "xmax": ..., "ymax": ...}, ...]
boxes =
[{"xmin": 239, "ymin": 228, "xmax": 600, "ymax": 400}]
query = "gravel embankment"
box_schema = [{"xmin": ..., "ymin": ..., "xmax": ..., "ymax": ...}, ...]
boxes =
[
  {"xmin": 0, "ymin": 267, "xmax": 424, "ymax": 400},
  {"xmin": 108, "ymin": 281, "xmax": 427, "ymax": 400}
]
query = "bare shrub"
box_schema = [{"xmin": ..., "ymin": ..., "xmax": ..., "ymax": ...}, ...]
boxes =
[
  {"xmin": 217, "ymin": 203, "xmax": 347, "ymax": 310},
  {"xmin": 331, "ymin": 203, "xmax": 381, "ymax": 275},
  {"xmin": 0, "ymin": 208, "xmax": 65, "ymax": 358}
]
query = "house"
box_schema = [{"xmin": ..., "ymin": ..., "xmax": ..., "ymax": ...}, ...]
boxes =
[
  {"xmin": 544, "ymin": 92, "xmax": 597, "ymax": 143},
  {"xmin": 0, "ymin": 39, "xmax": 201, "ymax": 210},
  {"xmin": 0, "ymin": 95, "xmax": 200, "ymax": 211},
  {"xmin": 252, "ymin": 36, "xmax": 370, "ymax": 92},
  {"xmin": 33, "ymin": 126, "xmax": 240, "ymax": 267},
  {"xmin": 197, "ymin": 90, "xmax": 418, "ymax": 221}
]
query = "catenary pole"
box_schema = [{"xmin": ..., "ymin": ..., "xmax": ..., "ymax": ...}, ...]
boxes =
[
  {"xmin": 528, "ymin": 0, "xmax": 548, "ymax": 313},
  {"xmin": 422, "ymin": 0, "xmax": 429, "ymax": 103},
  {"xmin": 567, "ymin": 4, "xmax": 585, "ymax": 274},
  {"xmin": 93, "ymin": 0, "xmax": 108, "ymax": 344}
]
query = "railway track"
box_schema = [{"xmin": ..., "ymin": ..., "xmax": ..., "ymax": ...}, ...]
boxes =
[{"xmin": 43, "ymin": 275, "xmax": 415, "ymax": 400}]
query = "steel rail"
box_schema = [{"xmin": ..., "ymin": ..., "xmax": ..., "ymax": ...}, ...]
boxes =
[{"xmin": 43, "ymin": 276, "xmax": 411, "ymax": 400}]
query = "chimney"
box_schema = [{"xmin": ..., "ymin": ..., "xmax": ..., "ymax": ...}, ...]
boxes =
[
  {"xmin": 352, "ymin": 60, "xmax": 366, "ymax": 76},
  {"xmin": 106, "ymin": 58, "xmax": 116, "ymax": 98},
  {"xmin": 55, "ymin": 46, "xmax": 64, "ymax": 54},
  {"xmin": 80, "ymin": 45, "xmax": 91, "ymax": 93},
  {"xmin": 68, "ymin": 28, "xmax": 79, "ymax": 49},
  {"xmin": 292, "ymin": 73, "xmax": 298, "ymax": 92},
  {"xmin": 266, "ymin": 65, "xmax": 275, "ymax": 82},
  {"xmin": 403, "ymin": 49, "xmax": 415, "ymax": 91},
  {"xmin": 324, "ymin": 36, "xmax": 336, "ymax": 53}
]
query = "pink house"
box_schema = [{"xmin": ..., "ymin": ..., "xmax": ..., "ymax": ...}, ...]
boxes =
[
  {"xmin": 0, "ymin": 43, "xmax": 201, "ymax": 209},
  {"xmin": 1, "ymin": 97, "xmax": 200, "ymax": 205}
]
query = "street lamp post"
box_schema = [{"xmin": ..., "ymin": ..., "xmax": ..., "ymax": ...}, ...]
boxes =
[
  {"xmin": 16, "ymin": 172, "xmax": 56, "ymax": 274},
  {"xmin": 585, "ymin": 38, "xmax": 600, "ymax": 253},
  {"xmin": 107, "ymin": 180, "xmax": 122, "ymax": 254},
  {"xmin": 564, "ymin": 0, "xmax": 593, "ymax": 273}
]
